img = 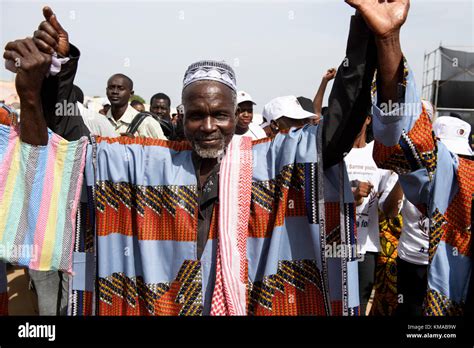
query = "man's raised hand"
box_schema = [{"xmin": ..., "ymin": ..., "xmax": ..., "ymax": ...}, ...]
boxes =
[
  {"xmin": 33, "ymin": 6, "xmax": 69, "ymax": 57},
  {"xmin": 345, "ymin": 0, "xmax": 410, "ymax": 39}
]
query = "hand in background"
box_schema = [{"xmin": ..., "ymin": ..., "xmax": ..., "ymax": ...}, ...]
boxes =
[
  {"xmin": 352, "ymin": 180, "xmax": 374, "ymax": 206},
  {"xmin": 322, "ymin": 68, "xmax": 337, "ymax": 82}
]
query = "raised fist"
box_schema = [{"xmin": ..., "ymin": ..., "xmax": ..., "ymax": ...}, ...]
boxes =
[
  {"xmin": 323, "ymin": 68, "xmax": 337, "ymax": 82},
  {"xmin": 3, "ymin": 38, "xmax": 52, "ymax": 99}
]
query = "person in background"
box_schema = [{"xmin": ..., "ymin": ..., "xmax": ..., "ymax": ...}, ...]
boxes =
[
  {"xmin": 234, "ymin": 90, "xmax": 266, "ymax": 140},
  {"xmin": 262, "ymin": 95, "xmax": 315, "ymax": 135},
  {"xmin": 105, "ymin": 74, "xmax": 138, "ymax": 128},
  {"xmin": 313, "ymin": 68, "xmax": 336, "ymax": 119},
  {"xmin": 433, "ymin": 117, "xmax": 473, "ymax": 159},
  {"xmin": 130, "ymin": 99, "xmax": 145, "ymax": 113},
  {"xmin": 149, "ymin": 92, "xmax": 172, "ymax": 122},
  {"xmin": 259, "ymin": 117, "xmax": 275, "ymax": 138},
  {"xmin": 344, "ymin": 113, "xmax": 398, "ymax": 315},
  {"xmin": 384, "ymin": 116, "xmax": 473, "ymax": 316},
  {"xmin": 103, "ymin": 74, "xmax": 165, "ymax": 138},
  {"xmin": 297, "ymin": 96, "xmax": 320, "ymax": 125},
  {"xmin": 384, "ymin": 179, "xmax": 429, "ymax": 316}
]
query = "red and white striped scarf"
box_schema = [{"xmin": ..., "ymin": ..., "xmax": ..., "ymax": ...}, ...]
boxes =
[{"xmin": 210, "ymin": 135, "xmax": 253, "ymax": 316}]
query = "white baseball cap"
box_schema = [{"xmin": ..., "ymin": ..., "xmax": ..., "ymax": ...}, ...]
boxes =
[
  {"xmin": 237, "ymin": 90, "xmax": 256, "ymax": 105},
  {"xmin": 262, "ymin": 95, "xmax": 315, "ymax": 125},
  {"xmin": 433, "ymin": 116, "xmax": 473, "ymax": 156}
]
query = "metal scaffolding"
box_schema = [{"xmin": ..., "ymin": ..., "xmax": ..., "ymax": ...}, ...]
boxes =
[{"xmin": 422, "ymin": 45, "xmax": 474, "ymax": 118}]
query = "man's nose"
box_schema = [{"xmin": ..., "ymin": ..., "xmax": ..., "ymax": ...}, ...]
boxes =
[{"xmin": 200, "ymin": 116, "xmax": 217, "ymax": 133}]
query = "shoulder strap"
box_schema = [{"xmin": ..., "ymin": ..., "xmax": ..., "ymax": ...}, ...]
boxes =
[{"xmin": 125, "ymin": 112, "xmax": 152, "ymax": 135}]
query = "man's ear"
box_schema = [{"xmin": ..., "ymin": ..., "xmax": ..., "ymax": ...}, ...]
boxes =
[
  {"xmin": 131, "ymin": 90, "xmax": 135, "ymax": 96},
  {"xmin": 271, "ymin": 120, "xmax": 279, "ymax": 131}
]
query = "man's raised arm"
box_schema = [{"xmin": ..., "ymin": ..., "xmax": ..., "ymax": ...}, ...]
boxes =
[
  {"xmin": 322, "ymin": 12, "xmax": 377, "ymax": 169},
  {"xmin": 346, "ymin": 0, "xmax": 408, "ymax": 105},
  {"xmin": 34, "ymin": 6, "xmax": 89, "ymax": 141},
  {"xmin": 345, "ymin": 0, "xmax": 435, "ymax": 197},
  {"xmin": 312, "ymin": 68, "xmax": 336, "ymax": 118},
  {"xmin": 346, "ymin": 0, "xmax": 417, "ymax": 150},
  {"xmin": 1, "ymin": 36, "xmax": 88, "ymax": 274}
]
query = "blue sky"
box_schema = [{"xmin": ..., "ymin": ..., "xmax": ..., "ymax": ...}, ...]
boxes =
[{"xmin": 1, "ymin": 0, "xmax": 473, "ymax": 112}]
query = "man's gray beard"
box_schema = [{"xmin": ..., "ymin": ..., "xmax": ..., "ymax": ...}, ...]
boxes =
[{"xmin": 193, "ymin": 140, "xmax": 226, "ymax": 159}]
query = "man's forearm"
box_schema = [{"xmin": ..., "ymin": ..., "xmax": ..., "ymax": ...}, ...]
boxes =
[
  {"xmin": 19, "ymin": 94, "xmax": 48, "ymax": 145},
  {"xmin": 375, "ymin": 33, "xmax": 403, "ymax": 105}
]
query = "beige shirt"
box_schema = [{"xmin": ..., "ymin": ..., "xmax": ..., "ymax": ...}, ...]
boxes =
[{"xmin": 106, "ymin": 104, "xmax": 166, "ymax": 139}]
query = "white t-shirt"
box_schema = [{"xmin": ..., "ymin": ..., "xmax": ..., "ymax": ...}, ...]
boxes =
[
  {"xmin": 344, "ymin": 141, "xmax": 398, "ymax": 254},
  {"xmin": 397, "ymin": 198, "xmax": 429, "ymax": 265},
  {"xmin": 242, "ymin": 123, "xmax": 267, "ymax": 140}
]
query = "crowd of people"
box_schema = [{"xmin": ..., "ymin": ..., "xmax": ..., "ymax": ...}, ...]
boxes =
[{"xmin": 0, "ymin": 1, "xmax": 472, "ymax": 317}]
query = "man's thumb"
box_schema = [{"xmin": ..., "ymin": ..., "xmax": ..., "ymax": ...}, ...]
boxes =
[
  {"xmin": 43, "ymin": 6, "xmax": 66, "ymax": 34},
  {"xmin": 42, "ymin": 6, "xmax": 54, "ymax": 21}
]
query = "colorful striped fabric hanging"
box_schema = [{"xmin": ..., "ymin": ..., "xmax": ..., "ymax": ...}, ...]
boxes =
[{"xmin": 0, "ymin": 125, "xmax": 88, "ymax": 273}]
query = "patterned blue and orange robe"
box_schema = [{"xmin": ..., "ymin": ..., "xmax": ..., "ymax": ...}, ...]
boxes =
[
  {"xmin": 371, "ymin": 59, "xmax": 473, "ymax": 315},
  {"xmin": 68, "ymin": 126, "xmax": 361, "ymax": 316}
]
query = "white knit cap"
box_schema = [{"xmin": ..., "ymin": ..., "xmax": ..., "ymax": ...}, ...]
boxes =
[{"xmin": 183, "ymin": 60, "xmax": 237, "ymax": 92}]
